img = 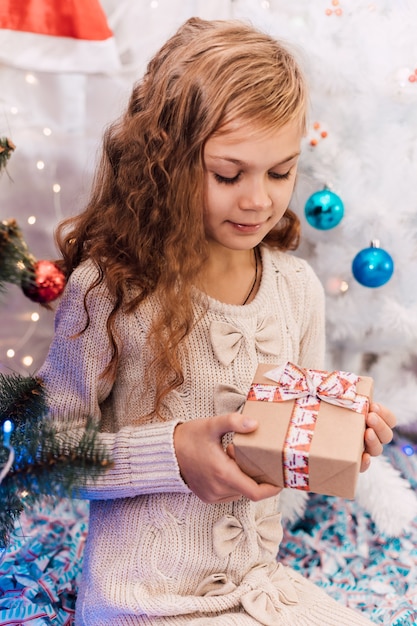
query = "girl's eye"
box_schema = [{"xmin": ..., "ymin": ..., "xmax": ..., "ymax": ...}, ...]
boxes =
[
  {"xmin": 269, "ymin": 170, "xmax": 292, "ymax": 181},
  {"xmin": 213, "ymin": 169, "xmax": 293, "ymax": 185},
  {"xmin": 214, "ymin": 172, "xmax": 241, "ymax": 185}
]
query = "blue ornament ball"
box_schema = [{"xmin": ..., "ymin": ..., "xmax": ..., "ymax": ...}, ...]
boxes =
[
  {"xmin": 304, "ymin": 189, "xmax": 344, "ymax": 230},
  {"xmin": 352, "ymin": 244, "xmax": 394, "ymax": 288}
]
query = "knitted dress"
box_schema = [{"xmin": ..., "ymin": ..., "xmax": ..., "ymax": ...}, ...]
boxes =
[{"xmin": 38, "ymin": 245, "xmax": 373, "ymax": 626}]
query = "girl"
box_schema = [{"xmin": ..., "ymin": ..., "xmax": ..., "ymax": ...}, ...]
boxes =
[{"xmin": 39, "ymin": 17, "xmax": 395, "ymax": 625}]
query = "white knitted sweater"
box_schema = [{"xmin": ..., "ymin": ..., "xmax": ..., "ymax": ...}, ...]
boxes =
[{"xmin": 38, "ymin": 246, "xmax": 372, "ymax": 626}]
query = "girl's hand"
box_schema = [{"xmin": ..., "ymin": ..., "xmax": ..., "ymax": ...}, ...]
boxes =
[
  {"xmin": 174, "ymin": 413, "xmax": 282, "ymax": 504},
  {"xmin": 360, "ymin": 402, "xmax": 397, "ymax": 472}
]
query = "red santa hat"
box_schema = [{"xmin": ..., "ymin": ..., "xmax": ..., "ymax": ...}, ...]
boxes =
[{"xmin": 0, "ymin": 0, "xmax": 120, "ymax": 73}]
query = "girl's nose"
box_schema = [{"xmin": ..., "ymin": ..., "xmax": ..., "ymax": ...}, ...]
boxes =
[{"xmin": 239, "ymin": 179, "xmax": 272, "ymax": 211}]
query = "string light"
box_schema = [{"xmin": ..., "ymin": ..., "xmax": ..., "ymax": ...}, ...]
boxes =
[
  {"xmin": 326, "ymin": 277, "xmax": 350, "ymax": 295},
  {"xmin": 402, "ymin": 444, "xmax": 415, "ymax": 457},
  {"xmin": 2, "ymin": 420, "xmax": 13, "ymax": 448},
  {"xmin": 1, "ymin": 57, "xmax": 65, "ymax": 377},
  {"xmin": 25, "ymin": 73, "xmax": 38, "ymax": 85},
  {"xmin": 0, "ymin": 421, "xmax": 14, "ymax": 486},
  {"xmin": 4, "ymin": 312, "xmax": 39, "ymax": 368},
  {"xmin": 53, "ymin": 182, "xmax": 63, "ymax": 220}
]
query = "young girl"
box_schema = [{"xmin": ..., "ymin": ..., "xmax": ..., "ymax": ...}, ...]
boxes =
[{"xmin": 38, "ymin": 17, "xmax": 395, "ymax": 626}]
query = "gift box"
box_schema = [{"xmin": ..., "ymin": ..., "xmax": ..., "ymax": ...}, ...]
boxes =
[{"xmin": 233, "ymin": 362, "xmax": 373, "ymax": 499}]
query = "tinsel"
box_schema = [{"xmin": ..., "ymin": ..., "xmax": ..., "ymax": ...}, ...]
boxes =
[{"xmin": 1, "ymin": 438, "xmax": 416, "ymax": 624}]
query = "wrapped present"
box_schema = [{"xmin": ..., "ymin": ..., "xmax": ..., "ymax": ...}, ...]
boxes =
[{"xmin": 233, "ymin": 362, "xmax": 373, "ymax": 499}]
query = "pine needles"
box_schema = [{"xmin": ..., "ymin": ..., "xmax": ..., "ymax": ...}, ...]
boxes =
[{"xmin": 0, "ymin": 373, "xmax": 112, "ymax": 548}]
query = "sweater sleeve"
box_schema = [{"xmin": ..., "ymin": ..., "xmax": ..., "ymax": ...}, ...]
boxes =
[{"xmin": 37, "ymin": 261, "xmax": 191, "ymax": 501}]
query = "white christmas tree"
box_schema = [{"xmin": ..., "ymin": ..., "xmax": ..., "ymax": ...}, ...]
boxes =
[{"xmin": 232, "ymin": 0, "xmax": 417, "ymax": 432}]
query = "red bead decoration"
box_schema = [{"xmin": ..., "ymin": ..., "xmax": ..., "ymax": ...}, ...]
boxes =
[
  {"xmin": 308, "ymin": 122, "xmax": 329, "ymax": 147},
  {"xmin": 21, "ymin": 260, "xmax": 66, "ymax": 304},
  {"xmin": 326, "ymin": 1, "xmax": 343, "ymax": 16}
]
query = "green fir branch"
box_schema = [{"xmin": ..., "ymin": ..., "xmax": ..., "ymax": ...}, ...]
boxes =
[
  {"xmin": 0, "ymin": 219, "xmax": 36, "ymax": 294},
  {"xmin": 0, "ymin": 139, "xmax": 37, "ymax": 294},
  {"xmin": 0, "ymin": 373, "xmax": 112, "ymax": 548},
  {"xmin": 0, "ymin": 136, "xmax": 15, "ymax": 172}
]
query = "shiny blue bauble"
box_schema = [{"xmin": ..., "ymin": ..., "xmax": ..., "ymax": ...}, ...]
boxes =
[
  {"xmin": 352, "ymin": 245, "xmax": 394, "ymax": 288},
  {"xmin": 304, "ymin": 189, "xmax": 344, "ymax": 230}
]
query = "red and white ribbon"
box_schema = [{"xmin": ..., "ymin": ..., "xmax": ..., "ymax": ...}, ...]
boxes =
[{"xmin": 246, "ymin": 362, "xmax": 369, "ymax": 490}]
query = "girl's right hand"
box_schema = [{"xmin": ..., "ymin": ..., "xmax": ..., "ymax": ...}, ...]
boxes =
[{"xmin": 174, "ymin": 413, "xmax": 282, "ymax": 504}]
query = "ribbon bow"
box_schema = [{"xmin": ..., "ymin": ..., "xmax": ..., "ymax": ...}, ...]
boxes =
[
  {"xmin": 253, "ymin": 361, "xmax": 366, "ymax": 411},
  {"xmin": 210, "ymin": 316, "xmax": 280, "ymax": 367}
]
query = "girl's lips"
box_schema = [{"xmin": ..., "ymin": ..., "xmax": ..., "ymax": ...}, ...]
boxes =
[{"xmin": 229, "ymin": 221, "xmax": 263, "ymax": 233}]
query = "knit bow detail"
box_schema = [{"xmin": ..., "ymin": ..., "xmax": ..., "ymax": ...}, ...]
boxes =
[
  {"xmin": 210, "ymin": 317, "xmax": 280, "ymax": 367},
  {"xmin": 241, "ymin": 563, "xmax": 299, "ymax": 626},
  {"xmin": 212, "ymin": 512, "xmax": 282, "ymax": 559},
  {"xmin": 195, "ymin": 562, "xmax": 299, "ymax": 626},
  {"xmin": 214, "ymin": 383, "xmax": 246, "ymax": 415}
]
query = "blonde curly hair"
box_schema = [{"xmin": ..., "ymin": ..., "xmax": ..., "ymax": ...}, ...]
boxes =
[{"xmin": 56, "ymin": 17, "xmax": 308, "ymax": 416}]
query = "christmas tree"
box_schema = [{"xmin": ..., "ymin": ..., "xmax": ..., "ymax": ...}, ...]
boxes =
[{"xmin": 0, "ymin": 142, "xmax": 111, "ymax": 547}]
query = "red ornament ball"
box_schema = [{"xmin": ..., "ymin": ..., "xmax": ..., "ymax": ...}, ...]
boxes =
[{"xmin": 21, "ymin": 260, "xmax": 66, "ymax": 304}]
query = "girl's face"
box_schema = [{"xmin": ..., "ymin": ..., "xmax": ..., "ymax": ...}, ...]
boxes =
[{"xmin": 203, "ymin": 119, "xmax": 303, "ymax": 252}]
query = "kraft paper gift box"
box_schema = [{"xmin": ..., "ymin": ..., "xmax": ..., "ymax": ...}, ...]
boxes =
[{"xmin": 233, "ymin": 362, "xmax": 373, "ymax": 499}]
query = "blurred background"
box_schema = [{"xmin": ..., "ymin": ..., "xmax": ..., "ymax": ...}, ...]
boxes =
[{"xmin": 1, "ymin": 0, "xmax": 417, "ymax": 433}]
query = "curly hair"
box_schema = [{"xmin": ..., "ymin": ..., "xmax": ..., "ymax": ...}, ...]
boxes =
[{"xmin": 55, "ymin": 17, "xmax": 308, "ymax": 417}]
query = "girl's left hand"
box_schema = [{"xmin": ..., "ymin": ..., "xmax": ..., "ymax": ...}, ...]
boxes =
[{"xmin": 360, "ymin": 402, "xmax": 396, "ymax": 472}]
